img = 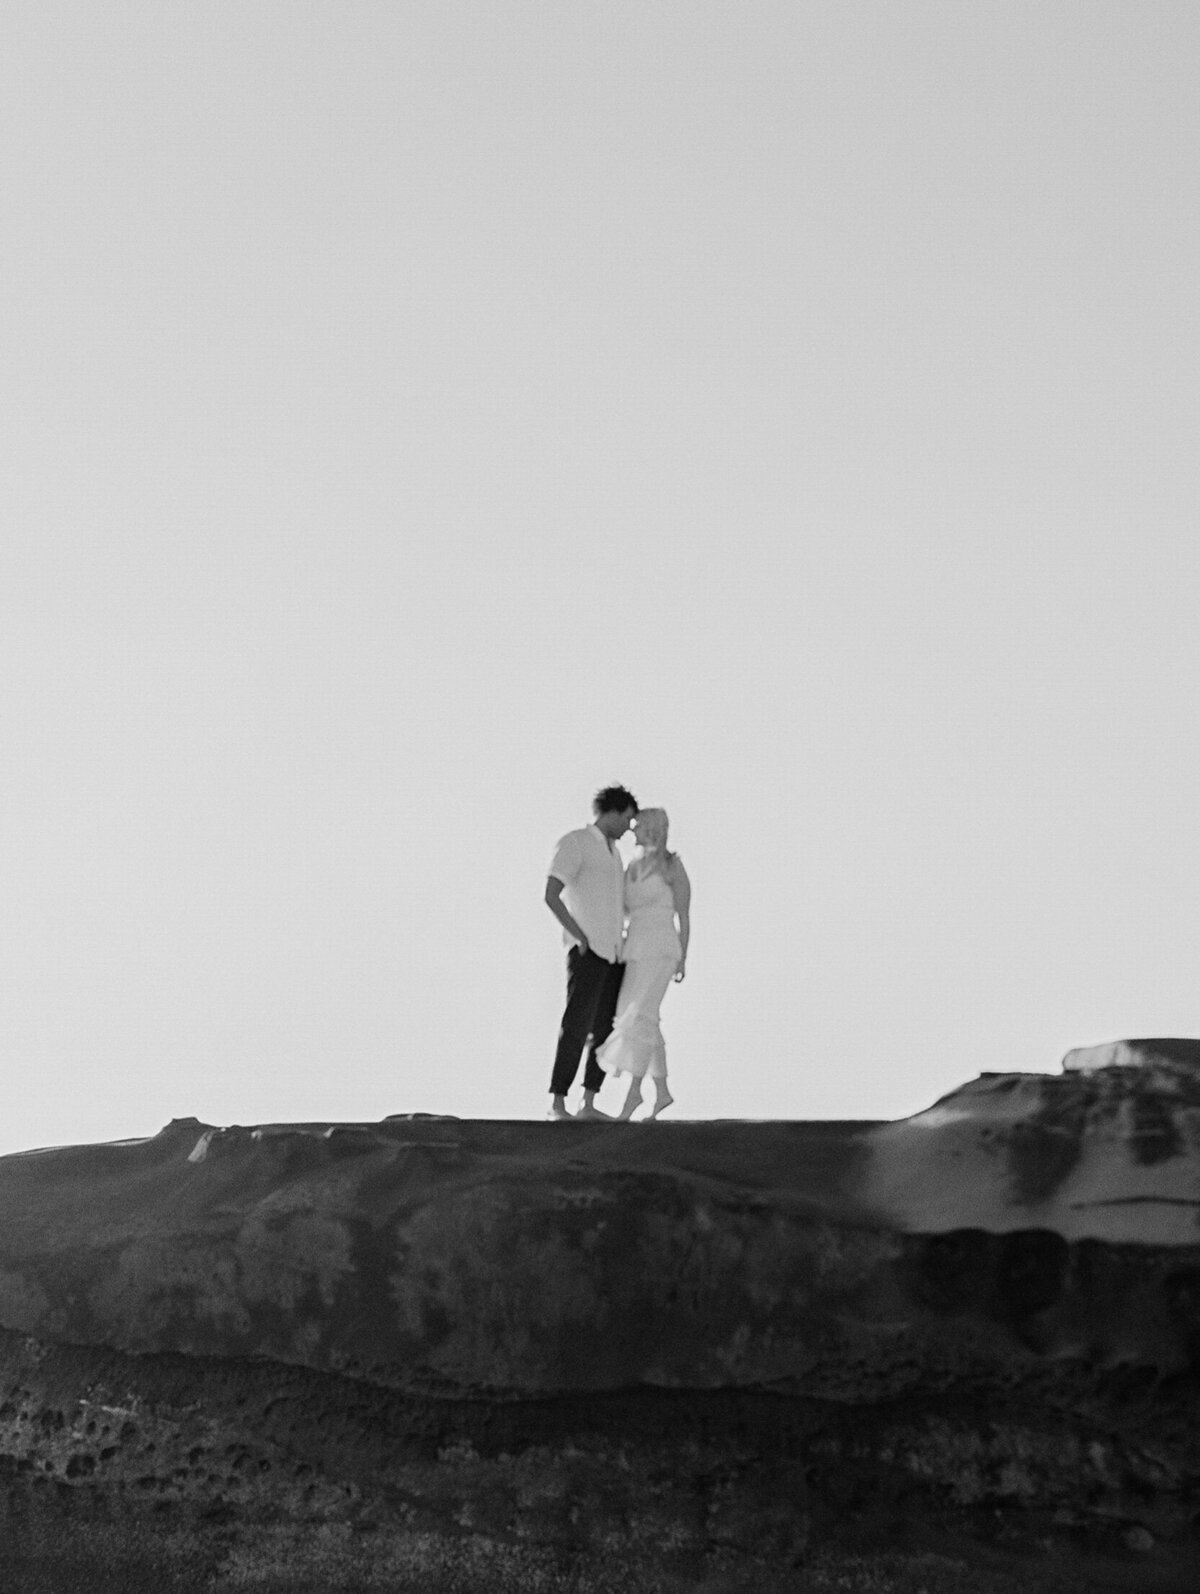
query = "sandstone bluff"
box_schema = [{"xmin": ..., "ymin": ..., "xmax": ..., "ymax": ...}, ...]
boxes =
[{"xmin": 1, "ymin": 1040, "xmax": 1199, "ymax": 1591}]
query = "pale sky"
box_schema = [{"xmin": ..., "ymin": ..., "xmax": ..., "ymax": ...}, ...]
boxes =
[{"xmin": 2, "ymin": 2, "xmax": 1198, "ymax": 1156}]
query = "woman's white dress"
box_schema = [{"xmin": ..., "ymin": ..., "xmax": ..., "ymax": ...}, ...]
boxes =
[{"xmin": 596, "ymin": 866, "xmax": 682, "ymax": 1081}]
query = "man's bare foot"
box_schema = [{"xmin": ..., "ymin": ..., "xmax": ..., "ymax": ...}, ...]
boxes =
[
  {"xmin": 648, "ymin": 1091, "xmax": 675, "ymax": 1119},
  {"xmin": 546, "ymin": 1106, "xmax": 572, "ymax": 1122},
  {"xmin": 574, "ymin": 1103, "xmax": 612, "ymax": 1121}
]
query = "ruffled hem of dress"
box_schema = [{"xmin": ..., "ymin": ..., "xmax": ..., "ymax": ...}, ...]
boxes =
[{"xmin": 596, "ymin": 1020, "xmax": 667, "ymax": 1080}]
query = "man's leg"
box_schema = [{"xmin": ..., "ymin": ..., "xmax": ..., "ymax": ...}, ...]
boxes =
[
  {"xmin": 550, "ymin": 948, "xmax": 609, "ymax": 1101},
  {"xmin": 581, "ymin": 959, "xmax": 625, "ymax": 1096}
]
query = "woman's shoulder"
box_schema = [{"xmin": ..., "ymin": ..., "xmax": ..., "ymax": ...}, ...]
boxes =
[{"xmin": 665, "ymin": 853, "xmax": 690, "ymax": 889}]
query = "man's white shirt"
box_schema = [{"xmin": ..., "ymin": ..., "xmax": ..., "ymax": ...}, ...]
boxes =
[{"xmin": 547, "ymin": 823, "xmax": 626, "ymax": 962}]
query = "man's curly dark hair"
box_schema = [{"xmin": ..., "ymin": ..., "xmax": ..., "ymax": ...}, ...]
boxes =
[{"xmin": 592, "ymin": 785, "xmax": 639, "ymax": 817}]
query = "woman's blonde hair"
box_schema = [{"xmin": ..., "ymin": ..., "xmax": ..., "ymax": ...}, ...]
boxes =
[{"xmin": 634, "ymin": 807, "xmax": 675, "ymax": 876}]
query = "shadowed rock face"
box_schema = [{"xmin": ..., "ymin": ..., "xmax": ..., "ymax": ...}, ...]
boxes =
[
  {"xmin": 0, "ymin": 1046, "xmax": 1198, "ymax": 1591},
  {"xmin": 0, "ymin": 1115, "xmax": 890, "ymax": 1394}
]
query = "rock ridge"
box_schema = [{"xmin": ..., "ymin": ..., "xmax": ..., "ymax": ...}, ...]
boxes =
[{"xmin": 0, "ymin": 1041, "xmax": 1198, "ymax": 1589}]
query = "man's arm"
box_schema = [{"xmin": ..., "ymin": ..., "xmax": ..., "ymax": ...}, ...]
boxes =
[{"xmin": 545, "ymin": 877, "xmax": 589, "ymax": 953}]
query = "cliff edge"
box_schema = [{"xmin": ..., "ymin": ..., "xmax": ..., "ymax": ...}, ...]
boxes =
[{"xmin": 0, "ymin": 1040, "xmax": 1198, "ymax": 1591}]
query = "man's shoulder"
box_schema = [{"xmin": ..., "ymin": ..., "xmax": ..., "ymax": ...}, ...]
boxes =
[
  {"xmin": 548, "ymin": 826, "xmax": 594, "ymax": 869},
  {"xmin": 555, "ymin": 824, "xmax": 598, "ymax": 848}
]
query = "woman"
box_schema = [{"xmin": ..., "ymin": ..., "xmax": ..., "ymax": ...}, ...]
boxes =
[{"xmin": 596, "ymin": 807, "xmax": 691, "ymax": 1120}]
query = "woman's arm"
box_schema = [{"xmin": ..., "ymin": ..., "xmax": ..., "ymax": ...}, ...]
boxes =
[{"xmin": 669, "ymin": 857, "xmax": 691, "ymax": 981}]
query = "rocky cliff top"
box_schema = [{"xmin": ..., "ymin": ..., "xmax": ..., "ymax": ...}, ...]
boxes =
[
  {"xmin": 0, "ymin": 1040, "xmax": 1197, "ymax": 1399},
  {"xmin": 867, "ymin": 1036, "xmax": 1200, "ymax": 1244},
  {"xmin": 2, "ymin": 1043, "xmax": 1199, "ymax": 1589}
]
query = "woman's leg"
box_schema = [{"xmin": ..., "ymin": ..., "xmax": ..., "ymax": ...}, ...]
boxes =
[
  {"xmin": 615, "ymin": 1075, "xmax": 643, "ymax": 1121},
  {"xmin": 599, "ymin": 957, "xmax": 678, "ymax": 1118},
  {"xmin": 648, "ymin": 1077, "xmax": 675, "ymax": 1118},
  {"xmin": 641, "ymin": 959, "xmax": 679, "ymax": 1118},
  {"xmin": 598, "ymin": 959, "xmax": 655, "ymax": 1118}
]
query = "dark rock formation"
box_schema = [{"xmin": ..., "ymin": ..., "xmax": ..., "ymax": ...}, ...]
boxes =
[{"xmin": 0, "ymin": 1042, "xmax": 1199, "ymax": 1590}]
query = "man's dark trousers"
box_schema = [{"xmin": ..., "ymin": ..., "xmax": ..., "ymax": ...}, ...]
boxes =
[{"xmin": 551, "ymin": 947, "xmax": 625, "ymax": 1096}]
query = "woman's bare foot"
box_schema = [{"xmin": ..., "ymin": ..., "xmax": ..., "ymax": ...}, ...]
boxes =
[
  {"xmin": 616, "ymin": 1082, "xmax": 643, "ymax": 1122},
  {"xmin": 648, "ymin": 1089, "xmax": 674, "ymax": 1120}
]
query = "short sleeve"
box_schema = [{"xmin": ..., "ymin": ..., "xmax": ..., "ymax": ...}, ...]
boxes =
[{"xmin": 547, "ymin": 831, "xmax": 582, "ymax": 884}]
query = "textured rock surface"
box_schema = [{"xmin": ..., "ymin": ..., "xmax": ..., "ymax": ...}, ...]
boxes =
[
  {"xmin": 868, "ymin": 1037, "xmax": 1200, "ymax": 1244},
  {"xmin": 0, "ymin": 1041, "xmax": 1198, "ymax": 1590}
]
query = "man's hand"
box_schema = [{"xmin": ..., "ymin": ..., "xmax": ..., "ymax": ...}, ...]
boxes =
[
  {"xmin": 545, "ymin": 877, "xmax": 589, "ymax": 954},
  {"xmin": 674, "ymin": 962, "xmax": 686, "ymax": 983}
]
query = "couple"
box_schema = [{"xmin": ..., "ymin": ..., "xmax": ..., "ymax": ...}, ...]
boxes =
[{"xmin": 544, "ymin": 785, "xmax": 692, "ymax": 1122}]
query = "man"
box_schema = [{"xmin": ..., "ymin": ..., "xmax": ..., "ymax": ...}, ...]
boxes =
[{"xmin": 544, "ymin": 785, "xmax": 639, "ymax": 1121}]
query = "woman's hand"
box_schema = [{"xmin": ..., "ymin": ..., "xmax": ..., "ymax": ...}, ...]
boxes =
[{"xmin": 674, "ymin": 961, "xmax": 686, "ymax": 983}]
